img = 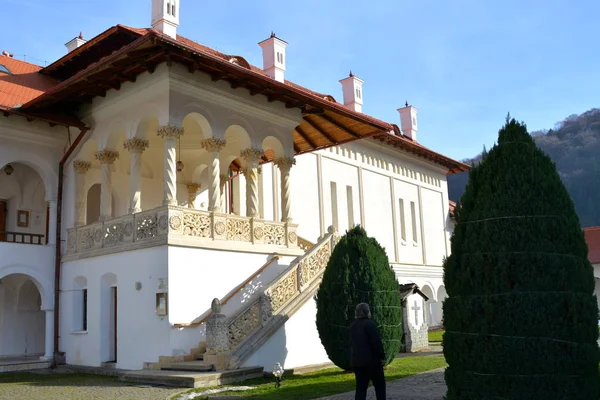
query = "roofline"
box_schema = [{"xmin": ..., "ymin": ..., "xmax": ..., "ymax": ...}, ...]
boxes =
[{"xmin": 0, "ymin": 105, "xmax": 85, "ymax": 129}]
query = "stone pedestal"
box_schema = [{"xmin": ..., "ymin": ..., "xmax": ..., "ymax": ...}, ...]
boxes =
[{"xmin": 205, "ymin": 298, "xmax": 231, "ymax": 371}]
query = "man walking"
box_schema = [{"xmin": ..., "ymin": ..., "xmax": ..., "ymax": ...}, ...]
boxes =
[{"xmin": 350, "ymin": 302, "xmax": 387, "ymax": 400}]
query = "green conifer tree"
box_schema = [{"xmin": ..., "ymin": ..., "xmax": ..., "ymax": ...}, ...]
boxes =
[
  {"xmin": 315, "ymin": 226, "xmax": 402, "ymax": 370},
  {"xmin": 443, "ymin": 116, "xmax": 600, "ymax": 399}
]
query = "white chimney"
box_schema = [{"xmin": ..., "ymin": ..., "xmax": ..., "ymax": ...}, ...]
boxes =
[
  {"xmin": 258, "ymin": 32, "xmax": 287, "ymax": 83},
  {"xmin": 339, "ymin": 71, "xmax": 364, "ymax": 113},
  {"xmin": 65, "ymin": 33, "xmax": 87, "ymax": 53},
  {"xmin": 152, "ymin": 0, "xmax": 180, "ymax": 39},
  {"xmin": 398, "ymin": 102, "xmax": 418, "ymax": 141}
]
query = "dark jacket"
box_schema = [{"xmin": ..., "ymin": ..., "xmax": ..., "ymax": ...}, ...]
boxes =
[{"xmin": 349, "ymin": 317, "xmax": 386, "ymax": 368}]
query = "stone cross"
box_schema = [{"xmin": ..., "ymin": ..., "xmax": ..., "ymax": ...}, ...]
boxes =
[{"xmin": 412, "ymin": 300, "xmax": 421, "ymax": 326}]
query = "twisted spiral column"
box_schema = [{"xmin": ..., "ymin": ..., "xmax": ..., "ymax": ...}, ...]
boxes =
[
  {"xmin": 201, "ymin": 138, "xmax": 227, "ymax": 212},
  {"xmin": 157, "ymin": 124, "xmax": 184, "ymax": 206},
  {"xmin": 241, "ymin": 148, "xmax": 263, "ymax": 218},
  {"xmin": 94, "ymin": 150, "xmax": 119, "ymax": 221},
  {"xmin": 124, "ymin": 138, "xmax": 149, "ymax": 213},
  {"xmin": 73, "ymin": 160, "xmax": 91, "ymax": 226},
  {"xmin": 274, "ymin": 156, "xmax": 296, "ymax": 222}
]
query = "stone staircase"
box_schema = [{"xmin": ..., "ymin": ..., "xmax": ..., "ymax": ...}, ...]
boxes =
[{"xmin": 120, "ymin": 228, "xmax": 339, "ymax": 388}]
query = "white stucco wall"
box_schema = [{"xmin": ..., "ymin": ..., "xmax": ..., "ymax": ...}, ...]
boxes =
[{"xmin": 241, "ymin": 297, "xmax": 330, "ymax": 372}]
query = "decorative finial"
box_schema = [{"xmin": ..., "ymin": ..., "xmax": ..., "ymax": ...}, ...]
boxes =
[
  {"xmin": 78, "ymin": 32, "xmax": 84, "ymax": 40},
  {"xmin": 211, "ymin": 298, "xmax": 222, "ymax": 314},
  {"xmin": 349, "ymin": 70, "xmax": 354, "ymax": 77},
  {"xmin": 405, "ymin": 101, "xmax": 409, "ymax": 107},
  {"xmin": 270, "ymin": 31, "xmax": 276, "ymax": 38}
]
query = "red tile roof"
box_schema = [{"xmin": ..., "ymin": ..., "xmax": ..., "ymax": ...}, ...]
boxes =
[
  {"xmin": 0, "ymin": 54, "xmax": 57, "ymax": 107},
  {"xmin": 583, "ymin": 227, "xmax": 600, "ymax": 264}
]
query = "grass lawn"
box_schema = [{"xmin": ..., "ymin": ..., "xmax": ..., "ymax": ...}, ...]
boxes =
[
  {"xmin": 428, "ymin": 329, "xmax": 444, "ymax": 343},
  {"xmin": 181, "ymin": 355, "xmax": 447, "ymax": 400}
]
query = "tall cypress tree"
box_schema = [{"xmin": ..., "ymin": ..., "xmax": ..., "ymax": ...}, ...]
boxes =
[
  {"xmin": 443, "ymin": 116, "xmax": 600, "ymax": 399},
  {"xmin": 316, "ymin": 226, "xmax": 402, "ymax": 370}
]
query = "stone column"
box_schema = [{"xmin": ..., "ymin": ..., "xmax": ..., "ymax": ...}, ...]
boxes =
[
  {"xmin": 42, "ymin": 309, "xmax": 54, "ymax": 360},
  {"xmin": 123, "ymin": 137, "xmax": 149, "ymax": 213},
  {"xmin": 95, "ymin": 150, "xmax": 119, "ymax": 221},
  {"xmin": 220, "ymin": 174, "xmax": 228, "ymax": 213},
  {"xmin": 200, "ymin": 138, "xmax": 227, "ymax": 211},
  {"xmin": 186, "ymin": 182, "xmax": 201, "ymax": 209},
  {"xmin": 274, "ymin": 156, "xmax": 296, "ymax": 222},
  {"xmin": 205, "ymin": 298, "xmax": 231, "ymax": 371},
  {"xmin": 73, "ymin": 160, "xmax": 91, "ymax": 226},
  {"xmin": 241, "ymin": 148, "xmax": 263, "ymax": 218},
  {"xmin": 157, "ymin": 124, "xmax": 184, "ymax": 206}
]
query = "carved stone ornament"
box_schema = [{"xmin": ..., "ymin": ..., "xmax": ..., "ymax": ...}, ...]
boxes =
[
  {"xmin": 94, "ymin": 149, "xmax": 119, "ymax": 164},
  {"xmin": 187, "ymin": 182, "xmax": 201, "ymax": 193},
  {"xmin": 124, "ymin": 222, "xmax": 134, "ymax": 236},
  {"xmin": 288, "ymin": 231, "xmax": 297, "ymax": 243},
  {"xmin": 240, "ymin": 147, "xmax": 264, "ymax": 162},
  {"xmin": 73, "ymin": 160, "xmax": 91, "ymax": 174},
  {"xmin": 200, "ymin": 137, "xmax": 226, "ymax": 152},
  {"xmin": 169, "ymin": 215, "xmax": 182, "ymax": 230},
  {"xmin": 211, "ymin": 298, "xmax": 222, "ymax": 314},
  {"xmin": 215, "ymin": 221, "xmax": 226, "ymax": 236},
  {"xmin": 274, "ymin": 156, "xmax": 296, "ymax": 170},
  {"xmin": 157, "ymin": 123, "xmax": 184, "ymax": 140},
  {"xmin": 253, "ymin": 226, "xmax": 264, "ymax": 240},
  {"xmin": 123, "ymin": 137, "xmax": 150, "ymax": 153},
  {"xmin": 158, "ymin": 215, "xmax": 168, "ymax": 230}
]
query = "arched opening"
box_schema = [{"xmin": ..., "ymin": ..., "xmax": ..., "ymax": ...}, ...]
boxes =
[
  {"xmin": 0, "ymin": 163, "xmax": 48, "ymax": 245},
  {"xmin": 0, "ymin": 274, "xmax": 45, "ymax": 356},
  {"xmin": 86, "ymin": 184, "xmax": 115, "ymax": 223},
  {"xmin": 435, "ymin": 285, "xmax": 447, "ymax": 327},
  {"xmin": 421, "ymin": 285, "xmax": 436, "ymax": 326}
]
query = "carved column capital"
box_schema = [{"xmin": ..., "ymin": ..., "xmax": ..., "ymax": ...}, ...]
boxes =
[
  {"xmin": 240, "ymin": 147, "xmax": 264, "ymax": 164},
  {"xmin": 200, "ymin": 137, "xmax": 227, "ymax": 152},
  {"xmin": 123, "ymin": 137, "xmax": 150, "ymax": 153},
  {"xmin": 94, "ymin": 149, "xmax": 119, "ymax": 164},
  {"xmin": 274, "ymin": 156, "xmax": 296, "ymax": 171},
  {"xmin": 220, "ymin": 174, "xmax": 229, "ymax": 186},
  {"xmin": 157, "ymin": 123, "xmax": 184, "ymax": 140},
  {"xmin": 187, "ymin": 182, "xmax": 201, "ymax": 194},
  {"xmin": 73, "ymin": 160, "xmax": 91, "ymax": 174}
]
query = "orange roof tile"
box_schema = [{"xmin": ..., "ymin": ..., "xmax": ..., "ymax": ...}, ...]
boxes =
[
  {"xmin": 0, "ymin": 54, "xmax": 57, "ymax": 107},
  {"xmin": 583, "ymin": 227, "xmax": 600, "ymax": 265}
]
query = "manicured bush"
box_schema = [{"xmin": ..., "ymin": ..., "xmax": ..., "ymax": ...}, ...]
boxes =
[
  {"xmin": 315, "ymin": 225, "xmax": 403, "ymax": 370},
  {"xmin": 443, "ymin": 116, "xmax": 600, "ymax": 399}
]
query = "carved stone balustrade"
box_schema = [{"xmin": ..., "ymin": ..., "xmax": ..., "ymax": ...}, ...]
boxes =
[{"xmin": 65, "ymin": 205, "xmax": 301, "ymax": 260}]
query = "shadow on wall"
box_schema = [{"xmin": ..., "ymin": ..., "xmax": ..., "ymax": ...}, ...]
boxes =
[{"xmin": 248, "ymin": 316, "xmax": 289, "ymax": 373}]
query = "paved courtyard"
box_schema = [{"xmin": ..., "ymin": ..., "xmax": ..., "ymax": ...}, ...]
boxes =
[
  {"xmin": 0, "ymin": 369, "xmax": 185, "ymax": 400},
  {"xmin": 318, "ymin": 368, "xmax": 446, "ymax": 400}
]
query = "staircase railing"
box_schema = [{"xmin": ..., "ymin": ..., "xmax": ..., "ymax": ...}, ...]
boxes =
[{"xmin": 225, "ymin": 226, "xmax": 340, "ymax": 366}]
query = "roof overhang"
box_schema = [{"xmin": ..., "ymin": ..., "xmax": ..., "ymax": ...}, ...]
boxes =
[
  {"xmin": 0, "ymin": 105, "xmax": 85, "ymax": 129},
  {"xmin": 22, "ymin": 30, "xmax": 392, "ymax": 161}
]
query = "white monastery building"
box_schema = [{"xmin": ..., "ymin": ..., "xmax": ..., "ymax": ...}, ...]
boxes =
[{"xmin": 0, "ymin": 0, "xmax": 470, "ymax": 377}]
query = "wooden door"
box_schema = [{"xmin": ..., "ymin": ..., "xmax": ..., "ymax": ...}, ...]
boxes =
[{"xmin": 0, "ymin": 201, "xmax": 6, "ymax": 241}]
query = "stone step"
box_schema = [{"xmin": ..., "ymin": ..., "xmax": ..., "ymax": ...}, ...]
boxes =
[
  {"xmin": 197, "ymin": 353, "xmax": 204, "ymax": 361},
  {"xmin": 162, "ymin": 360, "xmax": 214, "ymax": 372},
  {"xmin": 0, "ymin": 360, "xmax": 51, "ymax": 373},
  {"xmin": 119, "ymin": 366, "xmax": 264, "ymax": 388}
]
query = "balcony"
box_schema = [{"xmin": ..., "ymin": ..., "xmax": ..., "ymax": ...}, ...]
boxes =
[{"xmin": 65, "ymin": 206, "xmax": 301, "ymax": 260}]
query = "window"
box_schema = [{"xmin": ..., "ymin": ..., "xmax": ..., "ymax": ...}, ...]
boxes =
[
  {"xmin": 399, "ymin": 199, "xmax": 407, "ymax": 242},
  {"xmin": 410, "ymin": 201, "xmax": 418, "ymax": 243},
  {"xmin": 172, "ymin": 1, "xmax": 176, "ymax": 16},
  {"xmin": 0, "ymin": 65, "xmax": 11, "ymax": 75},
  {"xmin": 330, "ymin": 182, "xmax": 338, "ymax": 230},
  {"xmin": 167, "ymin": 2, "xmax": 171, "ymax": 15},
  {"xmin": 346, "ymin": 185, "xmax": 354, "ymax": 227},
  {"xmin": 82, "ymin": 289, "xmax": 88, "ymax": 331},
  {"xmin": 356, "ymin": 88, "xmax": 361, "ymax": 99}
]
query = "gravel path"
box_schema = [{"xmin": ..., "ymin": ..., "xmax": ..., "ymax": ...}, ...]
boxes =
[
  {"xmin": 0, "ymin": 370, "xmax": 185, "ymax": 400},
  {"xmin": 317, "ymin": 368, "xmax": 447, "ymax": 400}
]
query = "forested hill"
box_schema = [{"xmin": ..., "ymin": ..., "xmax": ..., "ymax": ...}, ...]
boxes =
[{"xmin": 448, "ymin": 108, "xmax": 600, "ymax": 228}]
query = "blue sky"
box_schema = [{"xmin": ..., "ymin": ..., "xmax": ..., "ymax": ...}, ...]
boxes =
[{"xmin": 2, "ymin": 0, "xmax": 599, "ymax": 161}]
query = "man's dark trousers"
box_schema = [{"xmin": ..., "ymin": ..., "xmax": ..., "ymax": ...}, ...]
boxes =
[{"xmin": 354, "ymin": 365, "xmax": 386, "ymax": 400}]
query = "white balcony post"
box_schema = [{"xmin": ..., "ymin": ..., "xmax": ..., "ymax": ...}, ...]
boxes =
[
  {"xmin": 41, "ymin": 308, "xmax": 54, "ymax": 360},
  {"xmin": 47, "ymin": 200, "xmax": 58, "ymax": 245},
  {"xmin": 123, "ymin": 137, "xmax": 149, "ymax": 213},
  {"xmin": 95, "ymin": 150, "xmax": 119, "ymax": 221},
  {"xmin": 157, "ymin": 124, "xmax": 184, "ymax": 206},
  {"xmin": 73, "ymin": 160, "xmax": 91, "ymax": 226},
  {"xmin": 220, "ymin": 174, "xmax": 228, "ymax": 213},
  {"xmin": 187, "ymin": 182, "xmax": 201, "ymax": 209},
  {"xmin": 200, "ymin": 138, "xmax": 227, "ymax": 212},
  {"xmin": 241, "ymin": 148, "xmax": 263, "ymax": 218},
  {"xmin": 274, "ymin": 156, "xmax": 296, "ymax": 222}
]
